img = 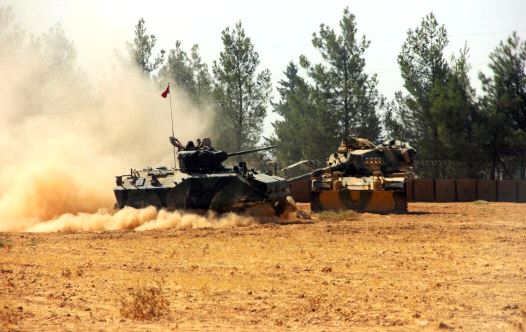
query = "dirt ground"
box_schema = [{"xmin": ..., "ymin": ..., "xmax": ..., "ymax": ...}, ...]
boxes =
[{"xmin": 1, "ymin": 202, "xmax": 526, "ymax": 331}]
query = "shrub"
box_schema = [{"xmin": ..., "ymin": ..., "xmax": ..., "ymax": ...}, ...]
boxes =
[
  {"xmin": 61, "ymin": 268, "xmax": 72, "ymax": 278},
  {"xmin": 0, "ymin": 238, "xmax": 13, "ymax": 251},
  {"xmin": 119, "ymin": 281, "xmax": 170, "ymax": 320},
  {"xmin": 0, "ymin": 305, "xmax": 21, "ymax": 327}
]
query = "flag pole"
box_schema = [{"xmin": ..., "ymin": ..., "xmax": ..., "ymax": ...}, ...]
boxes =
[{"xmin": 167, "ymin": 83, "xmax": 176, "ymax": 170}]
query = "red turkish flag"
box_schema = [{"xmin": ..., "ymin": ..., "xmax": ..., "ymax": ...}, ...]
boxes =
[{"xmin": 161, "ymin": 84, "xmax": 170, "ymax": 98}]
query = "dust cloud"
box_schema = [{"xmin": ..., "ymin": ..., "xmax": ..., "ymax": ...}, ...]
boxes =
[
  {"xmin": 0, "ymin": 10, "xmax": 219, "ymax": 232},
  {"xmin": 26, "ymin": 207, "xmax": 255, "ymax": 233}
]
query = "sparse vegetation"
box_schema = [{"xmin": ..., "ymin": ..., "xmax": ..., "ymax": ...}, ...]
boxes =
[
  {"xmin": 0, "ymin": 305, "xmax": 21, "ymax": 328},
  {"xmin": 317, "ymin": 209, "xmax": 358, "ymax": 221},
  {"xmin": 0, "ymin": 203, "xmax": 524, "ymax": 330},
  {"xmin": 28, "ymin": 238, "xmax": 38, "ymax": 247},
  {"xmin": 119, "ymin": 281, "xmax": 170, "ymax": 320},
  {"xmin": 75, "ymin": 266, "xmax": 84, "ymax": 277},
  {"xmin": 61, "ymin": 268, "xmax": 72, "ymax": 278},
  {"xmin": 0, "ymin": 238, "xmax": 13, "ymax": 251}
]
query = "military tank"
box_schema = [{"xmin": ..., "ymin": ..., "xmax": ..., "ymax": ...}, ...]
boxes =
[
  {"xmin": 288, "ymin": 137, "xmax": 416, "ymax": 213},
  {"xmin": 114, "ymin": 140, "xmax": 291, "ymax": 215}
]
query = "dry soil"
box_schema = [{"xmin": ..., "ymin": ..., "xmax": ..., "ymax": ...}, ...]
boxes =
[{"xmin": 1, "ymin": 202, "xmax": 525, "ymax": 331}]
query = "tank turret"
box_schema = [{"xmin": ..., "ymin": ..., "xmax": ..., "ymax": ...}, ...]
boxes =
[
  {"xmin": 177, "ymin": 146, "xmax": 277, "ymax": 172},
  {"xmin": 290, "ymin": 138, "xmax": 416, "ymax": 181}
]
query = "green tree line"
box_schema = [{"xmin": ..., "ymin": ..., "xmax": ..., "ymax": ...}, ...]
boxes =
[
  {"xmin": 2, "ymin": 6, "xmax": 525, "ymax": 179},
  {"xmin": 127, "ymin": 9, "xmax": 525, "ymax": 180}
]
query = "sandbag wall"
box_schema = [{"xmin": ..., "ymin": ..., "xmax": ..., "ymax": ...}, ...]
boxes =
[{"xmin": 408, "ymin": 179, "xmax": 526, "ymax": 203}]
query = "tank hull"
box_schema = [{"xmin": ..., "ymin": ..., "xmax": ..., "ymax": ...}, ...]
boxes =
[
  {"xmin": 310, "ymin": 189, "xmax": 407, "ymax": 214},
  {"xmin": 114, "ymin": 171, "xmax": 290, "ymax": 215}
]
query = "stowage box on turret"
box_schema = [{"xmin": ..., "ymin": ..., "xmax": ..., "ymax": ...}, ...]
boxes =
[{"xmin": 114, "ymin": 141, "xmax": 291, "ymax": 215}]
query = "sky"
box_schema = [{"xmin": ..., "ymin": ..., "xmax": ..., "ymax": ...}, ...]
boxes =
[{"xmin": 4, "ymin": 0, "xmax": 526, "ymax": 136}]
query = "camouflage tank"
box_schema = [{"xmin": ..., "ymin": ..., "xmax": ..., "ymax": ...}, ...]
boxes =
[
  {"xmin": 114, "ymin": 139, "xmax": 291, "ymax": 215},
  {"xmin": 289, "ymin": 137, "xmax": 416, "ymax": 213}
]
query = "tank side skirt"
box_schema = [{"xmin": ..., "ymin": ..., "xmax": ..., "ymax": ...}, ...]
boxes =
[{"xmin": 311, "ymin": 189, "xmax": 407, "ymax": 213}]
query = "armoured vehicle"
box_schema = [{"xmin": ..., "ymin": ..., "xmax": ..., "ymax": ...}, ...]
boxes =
[
  {"xmin": 288, "ymin": 137, "xmax": 416, "ymax": 213},
  {"xmin": 114, "ymin": 141, "xmax": 291, "ymax": 215}
]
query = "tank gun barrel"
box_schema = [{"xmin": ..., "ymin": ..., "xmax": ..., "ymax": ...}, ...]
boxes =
[
  {"xmin": 226, "ymin": 145, "xmax": 277, "ymax": 158},
  {"xmin": 287, "ymin": 162, "xmax": 348, "ymax": 182}
]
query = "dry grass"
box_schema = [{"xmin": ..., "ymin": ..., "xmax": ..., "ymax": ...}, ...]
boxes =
[
  {"xmin": 316, "ymin": 209, "xmax": 358, "ymax": 221},
  {"xmin": 0, "ymin": 238, "xmax": 13, "ymax": 251},
  {"xmin": 0, "ymin": 202, "xmax": 525, "ymax": 330},
  {"xmin": 119, "ymin": 281, "xmax": 171, "ymax": 321},
  {"xmin": 0, "ymin": 305, "xmax": 21, "ymax": 328},
  {"xmin": 61, "ymin": 267, "xmax": 72, "ymax": 278}
]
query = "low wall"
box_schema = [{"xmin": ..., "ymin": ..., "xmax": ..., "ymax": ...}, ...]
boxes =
[
  {"xmin": 407, "ymin": 179, "xmax": 526, "ymax": 202},
  {"xmin": 289, "ymin": 178, "xmax": 526, "ymax": 203}
]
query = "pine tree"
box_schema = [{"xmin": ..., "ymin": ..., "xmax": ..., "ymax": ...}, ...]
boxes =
[
  {"xmin": 395, "ymin": 13, "xmax": 450, "ymax": 173},
  {"xmin": 387, "ymin": 13, "xmax": 482, "ymax": 178},
  {"xmin": 190, "ymin": 45, "xmax": 213, "ymax": 103},
  {"xmin": 300, "ymin": 7, "xmax": 383, "ymax": 143},
  {"xmin": 271, "ymin": 62, "xmax": 306, "ymax": 164},
  {"xmin": 159, "ymin": 42, "xmax": 212, "ymax": 105},
  {"xmin": 431, "ymin": 47, "xmax": 482, "ymax": 177},
  {"xmin": 479, "ymin": 32, "xmax": 526, "ymax": 179},
  {"xmin": 128, "ymin": 18, "xmax": 165, "ymax": 75},
  {"xmin": 212, "ymin": 22, "xmax": 271, "ymax": 151},
  {"xmin": 271, "ymin": 62, "xmax": 336, "ymax": 164},
  {"xmin": 35, "ymin": 23, "xmax": 77, "ymax": 70},
  {"xmin": 0, "ymin": 6, "xmax": 24, "ymax": 53}
]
